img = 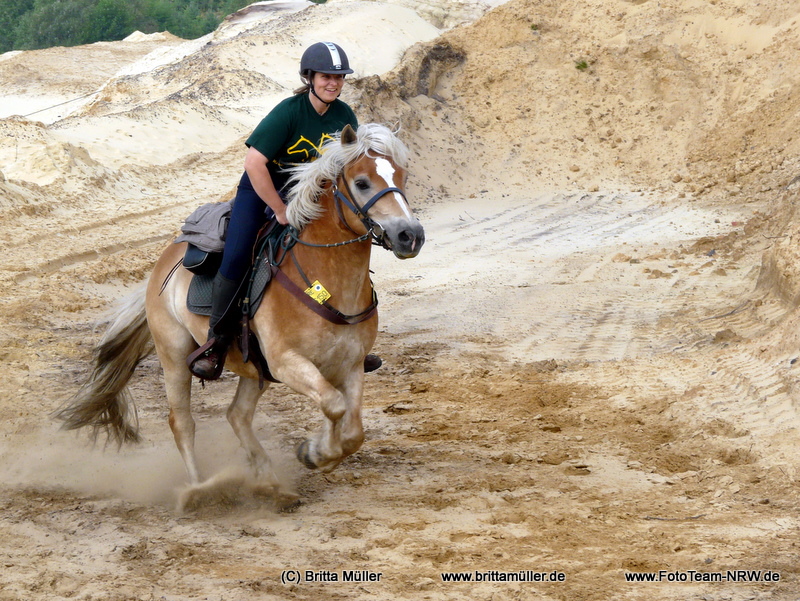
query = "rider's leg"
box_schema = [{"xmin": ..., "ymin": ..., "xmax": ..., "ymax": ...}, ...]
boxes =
[
  {"xmin": 187, "ymin": 272, "xmax": 241, "ymax": 380},
  {"xmin": 187, "ymin": 175, "xmax": 270, "ymax": 379}
]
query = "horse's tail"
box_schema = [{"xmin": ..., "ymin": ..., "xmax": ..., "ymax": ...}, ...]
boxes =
[{"xmin": 54, "ymin": 286, "xmax": 154, "ymax": 446}]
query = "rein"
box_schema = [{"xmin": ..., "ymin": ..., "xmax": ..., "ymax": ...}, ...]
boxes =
[{"xmin": 287, "ymin": 226, "xmax": 371, "ymax": 248}]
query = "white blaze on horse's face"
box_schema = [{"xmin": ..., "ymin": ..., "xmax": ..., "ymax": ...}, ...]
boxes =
[
  {"xmin": 360, "ymin": 156, "xmax": 424, "ymax": 259},
  {"xmin": 374, "ymin": 158, "xmax": 413, "ymax": 220},
  {"xmin": 343, "ymin": 151, "xmax": 425, "ymax": 259}
]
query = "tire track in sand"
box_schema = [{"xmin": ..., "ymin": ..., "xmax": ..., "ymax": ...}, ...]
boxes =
[
  {"xmin": 12, "ymin": 232, "xmax": 175, "ymax": 284},
  {"xmin": 377, "ymin": 191, "xmax": 740, "ymax": 362},
  {"xmin": 379, "ymin": 187, "xmax": 800, "ymax": 445},
  {"xmin": 703, "ymin": 349, "xmax": 800, "ymax": 443}
]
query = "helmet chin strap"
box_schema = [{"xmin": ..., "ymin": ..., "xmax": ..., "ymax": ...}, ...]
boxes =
[{"xmin": 310, "ymin": 84, "xmax": 335, "ymax": 105}]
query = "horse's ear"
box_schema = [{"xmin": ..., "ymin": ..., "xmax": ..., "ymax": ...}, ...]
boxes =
[{"xmin": 341, "ymin": 124, "xmax": 357, "ymax": 146}]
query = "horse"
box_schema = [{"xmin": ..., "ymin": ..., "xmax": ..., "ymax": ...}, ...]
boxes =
[{"xmin": 56, "ymin": 123, "xmax": 425, "ymax": 505}]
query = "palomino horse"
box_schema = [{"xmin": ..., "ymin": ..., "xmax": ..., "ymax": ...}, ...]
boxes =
[{"xmin": 56, "ymin": 123, "xmax": 425, "ymax": 502}]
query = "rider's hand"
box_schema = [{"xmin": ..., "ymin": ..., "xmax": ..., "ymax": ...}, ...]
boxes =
[{"xmin": 275, "ymin": 207, "xmax": 289, "ymax": 225}]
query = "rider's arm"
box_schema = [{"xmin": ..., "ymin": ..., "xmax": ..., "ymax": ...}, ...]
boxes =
[{"xmin": 243, "ymin": 146, "xmax": 288, "ymax": 225}]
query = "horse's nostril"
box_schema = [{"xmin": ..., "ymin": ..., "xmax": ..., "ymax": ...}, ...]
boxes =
[{"xmin": 398, "ymin": 230, "xmax": 413, "ymax": 244}]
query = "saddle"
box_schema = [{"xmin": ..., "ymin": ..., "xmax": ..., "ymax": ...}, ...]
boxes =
[{"xmin": 185, "ymin": 221, "xmax": 291, "ymax": 386}]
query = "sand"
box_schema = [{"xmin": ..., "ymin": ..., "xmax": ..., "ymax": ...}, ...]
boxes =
[{"xmin": 1, "ymin": 0, "xmax": 800, "ymax": 599}]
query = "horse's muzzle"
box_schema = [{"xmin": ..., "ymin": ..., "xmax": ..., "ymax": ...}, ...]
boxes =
[{"xmin": 387, "ymin": 220, "xmax": 425, "ymax": 259}]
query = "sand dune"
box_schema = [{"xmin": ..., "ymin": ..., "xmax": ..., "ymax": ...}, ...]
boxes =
[{"xmin": 1, "ymin": 0, "xmax": 799, "ymax": 599}]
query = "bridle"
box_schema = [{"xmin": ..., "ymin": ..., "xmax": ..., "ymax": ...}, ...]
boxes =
[
  {"xmin": 331, "ymin": 169, "xmax": 409, "ymax": 251},
  {"xmin": 281, "ymin": 171, "xmax": 408, "ymax": 252},
  {"xmin": 264, "ymin": 159, "xmax": 410, "ymax": 326}
]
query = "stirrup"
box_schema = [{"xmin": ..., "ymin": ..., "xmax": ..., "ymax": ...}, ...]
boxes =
[{"xmin": 187, "ymin": 337, "xmax": 228, "ymax": 380}]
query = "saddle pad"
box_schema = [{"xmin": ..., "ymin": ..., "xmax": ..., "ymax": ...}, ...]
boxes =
[
  {"xmin": 186, "ymin": 256, "xmax": 273, "ymax": 317},
  {"xmin": 186, "ymin": 273, "xmax": 215, "ymax": 316}
]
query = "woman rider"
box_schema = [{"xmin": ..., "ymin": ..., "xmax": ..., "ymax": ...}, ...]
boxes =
[{"xmin": 188, "ymin": 42, "xmax": 380, "ymax": 380}]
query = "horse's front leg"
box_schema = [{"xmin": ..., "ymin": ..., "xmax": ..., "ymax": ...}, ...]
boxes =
[
  {"xmin": 335, "ymin": 367, "xmax": 365, "ymax": 458},
  {"xmin": 275, "ymin": 357, "xmax": 364, "ymax": 471}
]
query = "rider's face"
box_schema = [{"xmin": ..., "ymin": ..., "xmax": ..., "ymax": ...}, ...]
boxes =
[{"xmin": 312, "ymin": 72, "xmax": 345, "ymax": 103}]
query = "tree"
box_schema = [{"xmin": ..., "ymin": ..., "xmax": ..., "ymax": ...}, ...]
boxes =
[
  {"xmin": 0, "ymin": 0, "xmax": 35, "ymax": 53},
  {"xmin": 13, "ymin": 0, "xmax": 94, "ymax": 50},
  {"xmin": 5, "ymin": 0, "xmax": 251, "ymax": 51},
  {"xmin": 84, "ymin": 0, "xmax": 138, "ymax": 43}
]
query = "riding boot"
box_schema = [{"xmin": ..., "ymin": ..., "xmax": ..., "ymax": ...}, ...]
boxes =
[{"xmin": 187, "ymin": 272, "xmax": 242, "ymax": 380}]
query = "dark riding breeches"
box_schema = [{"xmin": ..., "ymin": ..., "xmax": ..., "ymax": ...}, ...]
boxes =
[{"xmin": 218, "ymin": 171, "xmax": 276, "ymax": 282}]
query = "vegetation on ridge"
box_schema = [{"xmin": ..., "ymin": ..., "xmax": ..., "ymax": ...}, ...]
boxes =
[{"xmin": 0, "ymin": 0, "xmax": 252, "ymax": 53}]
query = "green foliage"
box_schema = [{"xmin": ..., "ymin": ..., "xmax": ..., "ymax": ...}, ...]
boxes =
[
  {"xmin": 0, "ymin": 0, "xmax": 251, "ymax": 53},
  {"xmin": 13, "ymin": 0, "xmax": 91, "ymax": 50},
  {"xmin": 84, "ymin": 0, "xmax": 138, "ymax": 44},
  {"xmin": 575, "ymin": 60, "xmax": 589, "ymax": 71},
  {"xmin": 0, "ymin": 0, "xmax": 35, "ymax": 53}
]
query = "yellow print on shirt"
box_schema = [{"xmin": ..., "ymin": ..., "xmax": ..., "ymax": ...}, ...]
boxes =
[{"xmin": 286, "ymin": 133, "xmax": 336, "ymax": 161}]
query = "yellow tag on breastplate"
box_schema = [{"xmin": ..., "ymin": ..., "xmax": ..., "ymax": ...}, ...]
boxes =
[{"xmin": 305, "ymin": 280, "xmax": 331, "ymax": 304}]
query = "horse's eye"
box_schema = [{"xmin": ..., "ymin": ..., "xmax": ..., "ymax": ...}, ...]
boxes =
[{"xmin": 354, "ymin": 179, "xmax": 370, "ymax": 191}]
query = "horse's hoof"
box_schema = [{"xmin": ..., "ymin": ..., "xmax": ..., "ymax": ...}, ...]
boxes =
[
  {"xmin": 276, "ymin": 492, "xmax": 303, "ymax": 513},
  {"xmin": 176, "ymin": 484, "xmax": 208, "ymax": 514},
  {"xmin": 176, "ymin": 467, "xmax": 296, "ymax": 513},
  {"xmin": 296, "ymin": 439, "xmax": 318, "ymax": 470}
]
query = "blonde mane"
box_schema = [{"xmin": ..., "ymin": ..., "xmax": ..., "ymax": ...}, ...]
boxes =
[{"xmin": 285, "ymin": 123, "xmax": 409, "ymax": 229}]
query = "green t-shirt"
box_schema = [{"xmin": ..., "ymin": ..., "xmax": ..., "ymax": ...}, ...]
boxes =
[{"xmin": 246, "ymin": 93, "xmax": 358, "ymax": 192}]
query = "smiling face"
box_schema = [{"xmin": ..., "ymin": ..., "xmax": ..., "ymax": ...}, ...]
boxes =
[{"xmin": 311, "ymin": 72, "xmax": 345, "ymax": 104}]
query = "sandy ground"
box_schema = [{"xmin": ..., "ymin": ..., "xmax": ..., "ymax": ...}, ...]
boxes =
[{"xmin": 2, "ymin": 0, "xmax": 800, "ymax": 599}]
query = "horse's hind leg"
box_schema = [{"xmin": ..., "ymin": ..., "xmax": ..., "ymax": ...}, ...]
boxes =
[
  {"xmin": 150, "ymin": 316, "xmax": 202, "ymax": 484},
  {"xmin": 226, "ymin": 377, "xmax": 270, "ymax": 472},
  {"xmin": 165, "ymin": 364, "xmax": 200, "ymax": 484}
]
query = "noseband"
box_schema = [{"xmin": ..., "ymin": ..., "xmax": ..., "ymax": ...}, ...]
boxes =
[{"xmin": 332, "ymin": 172, "xmax": 408, "ymax": 250}]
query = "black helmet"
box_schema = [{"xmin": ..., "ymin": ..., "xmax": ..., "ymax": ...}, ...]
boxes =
[{"xmin": 300, "ymin": 42, "xmax": 354, "ymax": 76}]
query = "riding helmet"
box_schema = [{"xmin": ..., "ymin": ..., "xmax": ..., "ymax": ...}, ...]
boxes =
[{"xmin": 300, "ymin": 42, "xmax": 354, "ymax": 76}]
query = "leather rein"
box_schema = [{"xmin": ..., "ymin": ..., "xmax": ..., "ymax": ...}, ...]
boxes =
[{"xmin": 272, "ymin": 173, "xmax": 407, "ymax": 326}]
